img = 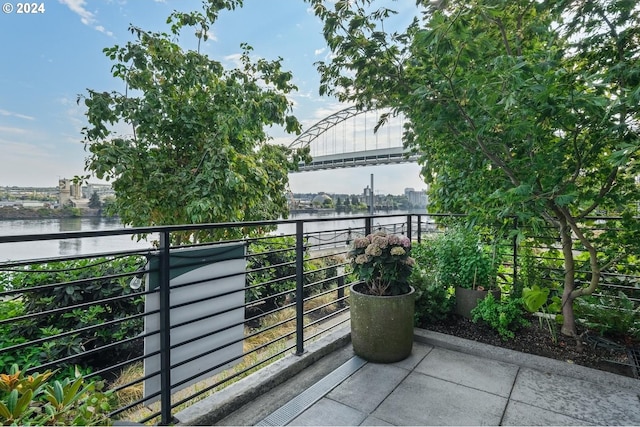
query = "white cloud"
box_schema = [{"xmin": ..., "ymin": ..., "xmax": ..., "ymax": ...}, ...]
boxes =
[
  {"xmin": 58, "ymin": 0, "xmax": 114, "ymax": 37},
  {"xmin": 223, "ymin": 53, "xmax": 243, "ymax": 68},
  {"xmin": 0, "ymin": 109, "xmax": 35, "ymax": 121},
  {"xmin": 59, "ymin": 0, "xmax": 95, "ymax": 24},
  {"xmin": 0, "ymin": 138, "xmax": 52, "ymax": 158},
  {"xmin": 95, "ymin": 25, "xmax": 114, "ymax": 37},
  {"xmin": 0, "ymin": 126, "xmax": 28, "ymax": 134},
  {"xmin": 314, "ymin": 47, "xmax": 326, "ymax": 56},
  {"xmin": 203, "ymin": 29, "xmax": 217, "ymax": 42},
  {"xmin": 311, "ymin": 103, "xmax": 349, "ymax": 121}
]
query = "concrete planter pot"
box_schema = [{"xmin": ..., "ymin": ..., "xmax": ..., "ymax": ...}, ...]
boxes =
[
  {"xmin": 455, "ymin": 286, "xmax": 501, "ymax": 319},
  {"xmin": 349, "ymin": 283, "xmax": 415, "ymax": 363}
]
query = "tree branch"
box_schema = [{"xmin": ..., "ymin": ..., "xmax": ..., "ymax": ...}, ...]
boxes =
[{"xmin": 577, "ymin": 166, "xmax": 619, "ymax": 219}]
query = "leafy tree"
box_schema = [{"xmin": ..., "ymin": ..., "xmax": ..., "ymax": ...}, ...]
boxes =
[
  {"xmin": 309, "ymin": 0, "xmax": 640, "ymax": 336},
  {"xmin": 88, "ymin": 192, "xmax": 101, "ymax": 209},
  {"xmin": 80, "ymin": 1, "xmax": 309, "ymax": 243},
  {"xmin": 100, "ymin": 196, "xmax": 116, "ymax": 217}
]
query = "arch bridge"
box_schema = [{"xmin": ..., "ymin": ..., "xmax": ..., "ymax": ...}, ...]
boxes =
[{"xmin": 288, "ymin": 107, "xmax": 418, "ymax": 172}]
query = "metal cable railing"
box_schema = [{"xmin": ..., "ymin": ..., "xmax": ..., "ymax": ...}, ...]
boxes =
[{"xmin": 0, "ymin": 213, "xmax": 637, "ymax": 424}]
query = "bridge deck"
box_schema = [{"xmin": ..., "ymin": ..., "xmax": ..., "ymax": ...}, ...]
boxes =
[{"xmin": 294, "ymin": 147, "xmax": 418, "ymax": 172}]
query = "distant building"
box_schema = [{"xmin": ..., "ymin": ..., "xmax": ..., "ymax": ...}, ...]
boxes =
[
  {"xmin": 58, "ymin": 178, "xmax": 93, "ymax": 208},
  {"xmin": 58, "ymin": 179, "xmax": 72, "ymax": 206},
  {"xmin": 84, "ymin": 183, "xmax": 115, "ymax": 200},
  {"xmin": 363, "ymin": 186, "xmax": 372, "ymax": 200},
  {"xmin": 404, "ymin": 187, "xmax": 428, "ymax": 208}
]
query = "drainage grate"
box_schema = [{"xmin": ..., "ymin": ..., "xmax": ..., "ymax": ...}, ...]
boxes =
[
  {"xmin": 585, "ymin": 333, "xmax": 626, "ymax": 351},
  {"xmin": 626, "ymin": 347, "xmax": 640, "ymax": 380},
  {"xmin": 586, "ymin": 333, "xmax": 640, "ymax": 379},
  {"xmin": 256, "ymin": 356, "xmax": 366, "ymax": 426}
]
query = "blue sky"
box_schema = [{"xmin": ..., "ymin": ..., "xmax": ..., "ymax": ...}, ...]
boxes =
[{"xmin": 0, "ymin": 0, "xmax": 425, "ymax": 195}]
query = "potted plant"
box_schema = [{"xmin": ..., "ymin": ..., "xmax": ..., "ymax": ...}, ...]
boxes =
[
  {"xmin": 432, "ymin": 225, "xmax": 499, "ymax": 319},
  {"xmin": 348, "ymin": 230, "xmax": 416, "ymax": 363}
]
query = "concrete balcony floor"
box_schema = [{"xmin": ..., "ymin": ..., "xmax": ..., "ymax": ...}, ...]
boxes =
[{"xmin": 176, "ymin": 328, "xmax": 640, "ymax": 426}]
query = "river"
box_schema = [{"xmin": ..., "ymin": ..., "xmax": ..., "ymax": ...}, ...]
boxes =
[
  {"xmin": 0, "ymin": 210, "xmax": 422, "ymax": 262},
  {"xmin": 0, "ymin": 217, "xmax": 152, "ymax": 262}
]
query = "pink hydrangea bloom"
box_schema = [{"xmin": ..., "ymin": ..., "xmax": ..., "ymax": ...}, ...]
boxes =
[
  {"xmin": 387, "ymin": 235, "xmax": 402, "ymax": 245},
  {"xmin": 353, "ymin": 236, "xmax": 370, "ymax": 248},
  {"xmin": 372, "ymin": 235, "xmax": 389, "ymax": 248}
]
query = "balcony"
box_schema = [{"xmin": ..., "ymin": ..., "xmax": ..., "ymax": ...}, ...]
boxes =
[
  {"xmin": 182, "ymin": 329, "xmax": 640, "ymax": 426},
  {"xmin": 0, "ymin": 213, "xmax": 638, "ymax": 425}
]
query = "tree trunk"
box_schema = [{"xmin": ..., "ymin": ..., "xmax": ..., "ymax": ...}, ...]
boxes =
[{"xmin": 558, "ymin": 216, "xmax": 577, "ymax": 337}]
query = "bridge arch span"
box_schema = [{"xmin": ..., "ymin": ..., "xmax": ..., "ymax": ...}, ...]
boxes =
[
  {"xmin": 288, "ymin": 106, "xmax": 363, "ymax": 150},
  {"xmin": 288, "ymin": 106, "xmax": 417, "ymax": 172}
]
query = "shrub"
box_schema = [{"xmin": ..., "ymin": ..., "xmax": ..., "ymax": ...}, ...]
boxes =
[
  {"xmin": 431, "ymin": 226, "xmax": 497, "ymax": 290},
  {"xmin": 471, "ymin": 293, "xmax": 529, "ymax": 340},
  {"xmin": 0, "ymin": 364, "xmax": 112, "ymax": 426},
  {"xmin": 410, "ymin": 239, "xmax": 454, "ymax": 324},
  {"xmin": 246, "ymin": 236, "xmax": 337, "ymax": 311},
  {"xmin": 246, "ymin": 236, "xmax": 299, "ymax": 309},
  {"xmin": 0, "ymin": 256, "xmax": 145, "ymax": 371},
  {"xmin": 575, "ymin": 291, "xmax": 640, "ymax": 340}
]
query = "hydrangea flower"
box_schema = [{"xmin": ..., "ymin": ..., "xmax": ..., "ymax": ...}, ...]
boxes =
[
  {"xmin": 365, "ymin": 243, "xmax": 383, "ymax": 257},
  {"xmin": 354, "ymin": 254, "xmax": 370, "ymax": 265},
  {"xmin": 390, "ymin": 246, "xmax": 406, "ymax": 256},
  {"xmin": 371, "ymin": 235, "xmax": 389, "ymax": 248},
  {"xmin": 353, "ymin": 237, "xmax": 370, "ymax": 248},
  {"xmin": 348, "ymin": 230, "xmax": 414, "ymax": 296}
]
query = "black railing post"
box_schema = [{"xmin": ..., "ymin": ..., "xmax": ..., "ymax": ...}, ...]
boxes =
[
  {"xmin": 416, "ymin": 214, "xmax": 422, "ymax": 243},
  {"xmin": 406, "ymin": 215, "xmax": 412, "ymax": 246},
  {"xmin": 158, "ymin": 231, "xmax": 172, "ymax": 425},
  {"xmin": 295, "ymin": 220, "xmax": 305, "ymax": 355},
  {"xmin": 512, "ymin": 216, "xmax": 519, "ymax": 295},
  {"xmin": 365, "ymin": 216, "xmax": 372, "ymax": 236},
  {"xmin": 337, "ymin": 275, "xmax": 345, "ymax": 308}
]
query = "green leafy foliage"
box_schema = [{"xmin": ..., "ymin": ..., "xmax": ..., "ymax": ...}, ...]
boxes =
[
  {"xmin": 308, "ymin": 0, "xmax": 640, "ymax": 336},
  {"xmin": 246, "ymin": 236, "xmax": 339, "ymax": 310},
  {"xmin": 80, "ymin": 1, "xmax": 309, "ymax": 244},
  {"xmin": 0, "ymin": 257, "xmax": 144, "ymax": 372},
  {"xmin": 575, "ymin": 291, "xmax": 640, "ymax": 340},
  {"xmin": 0, "ymin": 364, "xmax": 112, "ymax": 426},
  {"xmin": 522, "ymin": 285, "xmax": 550, "ymax": 313},
  {"xmin": 471, "ymin": 294, "xmax": 529, "ymax": 340},
  {"xmin": 521, "ymin": 284, "xmax": 562, "ymax": 343},
  {"xmin": 88, "ymin": 192, "xmax": 101, "ymax": 209},
  {"xmin": 430, "ymin": 226, "xmax": 497, "ymax": 290},
  {"xmin": 410, "ymin": 239, "xmax": 454, "ymax": 323}
]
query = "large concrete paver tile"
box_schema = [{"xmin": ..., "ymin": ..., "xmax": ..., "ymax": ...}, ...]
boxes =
[
  {"xmin": 511, "ymin": 367, "xmax": 640, "ymax": 426},
  {"xmin": 288, "ymin": 398, "xmax": 366, "ymax": 426},
  {"xmin": 415, "ymin": 346, "xmax": 519, "ymax": 397},
  {"xmin": 389, "ymin": 342, "xmax": 433, "ymax": 371},
  {"xmin": 372, "ymin": 371, "xmax": 507, "ymax": 426},
  {"xmin": 360, "ymin": 415, "xmax": 394, "ymax": 426},
  {"xmin": 502, "ymin": 400, "xmax": 595, "ymax": 426},
  {"xmin": 327, "ymin": 363, "xmax": 410, "ymax": 413}
]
